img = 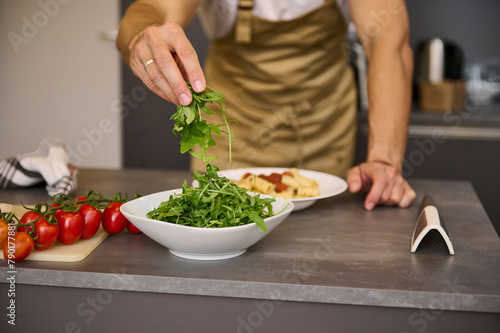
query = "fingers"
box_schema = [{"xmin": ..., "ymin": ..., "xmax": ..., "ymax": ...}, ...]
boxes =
[
  {"xmin": 147, "ymin": 25, "xmax": 191, "ymax": 104},
  {"xmin": 132, "ymin": 55, "xmax": 171, "ymax": 101},
  {"xmin": 364, "ymin": 164, "xmax": 393, "ymax": 211},
  {"xmin": 398, "ymin": 180, "xmax": 416, "ymax": 208},
  {"xmin": 130, "ymin": 35, "xmax": 176, "ymax": 102},
  {"xmin": 151, "ymin": 23, "xmax": 205, "ymax": 102},
  {"xmin": 163, "ymin": 24, "xmax": 205, "ymax": 92},
  {"xmin": 348, "ymin": 162, "xmax": 416, "ymax": 210},
  {"xmin": 129, "ymin": 23, "xmax": 206, "ymax": 105},
  {"xmin": 386, "ymin": 175, "xmax": 405, "ymax": 206},
  {"xmin": 382, "ymin": 174, "xmax": 414, "ymax": 207},
  {"xmin": 346, "ymin": 166, "xmax": 363, "ymax": 193}
]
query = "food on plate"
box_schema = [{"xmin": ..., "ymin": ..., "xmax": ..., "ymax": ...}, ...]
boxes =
[
  {"xmin": 147, "ymin": 164, "xmax": 276, "ymax": 232},
  {"xmin": 232, "ymin": 168, "xmax": 320, "ymax": 199}
]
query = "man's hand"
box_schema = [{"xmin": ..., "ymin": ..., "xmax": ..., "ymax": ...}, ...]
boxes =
[
  {"xmin": 346, "ymin": 161, "xmax": 415, "ymax": 210},
  {"xmin": 128, "ymin": 22, "xmax": 206, "ymax": 106}
]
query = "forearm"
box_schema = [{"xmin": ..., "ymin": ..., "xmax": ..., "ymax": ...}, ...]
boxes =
[
  {"xmin": 349, "ymin": 0, "xmax": 413, "ymax": 169},
  {"xmin": 366, "ymin": 41, "xmax": 413, "ymax": 168},
  {"xmin": 116, "ymin": 0, "xmax": 201, "ymax": 64}
]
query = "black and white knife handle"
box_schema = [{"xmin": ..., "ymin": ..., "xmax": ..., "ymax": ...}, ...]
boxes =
[{"xmin": 420, "ymin": 194, "xmax": 436, "ymax": 212}]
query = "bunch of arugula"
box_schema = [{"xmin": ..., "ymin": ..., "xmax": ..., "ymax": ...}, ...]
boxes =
[
  {"xmin": 150, "ymin": 83, "xmax": 277, "ymax": 232},
  {"xmin": 147, "ymin": 164, "xmax": 275, "ymax": 232},
  {"xmin": 171, "ymin": 82, "xmax": 235, "ymax": 163}
]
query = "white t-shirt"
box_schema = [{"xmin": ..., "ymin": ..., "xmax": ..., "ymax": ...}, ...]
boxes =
[{"xmin": 197, "ymin": 0, "xmax": 351, "ymax": 39}]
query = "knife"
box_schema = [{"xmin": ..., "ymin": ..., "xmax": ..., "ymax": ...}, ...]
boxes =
[{"xmin": 410, "ymin": 194, "xmax": 454, "ymax": 255}]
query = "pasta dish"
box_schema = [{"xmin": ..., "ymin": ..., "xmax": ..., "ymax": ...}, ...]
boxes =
[{"xmin": 232, "ymin": 168, "xmax": 320, "ymax": 199}]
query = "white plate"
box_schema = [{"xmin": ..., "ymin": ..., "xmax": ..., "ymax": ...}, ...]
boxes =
[
  {"xmin": 217, "ymin": 168, "xmax": 348, "ymax": 211},
  {"xmin": 120, "ymin": 189, "xmax": 294, "ymax": 260}
]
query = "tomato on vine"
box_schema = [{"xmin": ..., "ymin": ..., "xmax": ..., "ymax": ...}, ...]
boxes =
[
  {"xmin": 51, "ymin": 202, "xmax": 64, "ymax": 220},
  {"xmin": 57, "ymin": 211, "xmax": 84, "ymax": 245},
  {"xmin": 126, "ymin": 221, "xmax": 142, "ymax": 234},
  {"xmin": 0, "ymin": 218, "xmax": 9, "ymax": 250},
  {"xmin": 18, "ymin": 211, "xmax": 59, "ymax": 251},
  {"xmin": 75, "ymin": 196, "xmax": 102, "ymax": 239},
  {"xmin": 102, "ymin": 202, "xmax": 129, "ymax": 234},
  {"xmin": 3, "ymin": 231, "xmax": 34, "ymax": 261},
  {"xmin": 79, "ymin": 204, "xmax": 102, "ymax": 239},
  {"xmin": 1, "ymin": 190, "xmax": 140, "ymax": 261}
]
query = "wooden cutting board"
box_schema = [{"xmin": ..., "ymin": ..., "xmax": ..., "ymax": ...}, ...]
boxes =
[{"xmin": 1, "ymin": 203, "xmax": 109, "ymax": 262}]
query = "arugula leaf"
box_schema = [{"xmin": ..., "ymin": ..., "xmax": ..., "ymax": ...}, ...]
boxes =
[
  {"xmin": 147, "ymin": 164, "xmax": 275, "ymax": 232},
  {"xmin": 171, "ymin": 82, "xmax": 235, "ymax": 163}
]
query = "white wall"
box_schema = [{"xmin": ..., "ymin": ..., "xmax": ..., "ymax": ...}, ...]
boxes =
[{"xmin": 0, "ymin": 0, "xmax": 122, "ymax": 169}]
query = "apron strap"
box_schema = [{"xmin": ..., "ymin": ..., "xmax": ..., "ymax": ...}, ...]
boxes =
[{"xmin": 235, "ymin": 0, "xmax": 254, "ymax": 43}]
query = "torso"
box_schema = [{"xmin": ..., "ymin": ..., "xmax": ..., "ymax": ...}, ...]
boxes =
[{"xmin": 191, "ymin": 0, "xmax": 357, "ymax": 177}]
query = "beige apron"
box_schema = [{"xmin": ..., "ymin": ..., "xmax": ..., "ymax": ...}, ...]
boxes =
[{"xmin": 191, "ymin": 0, "xmax": 357, "ymax": 178}]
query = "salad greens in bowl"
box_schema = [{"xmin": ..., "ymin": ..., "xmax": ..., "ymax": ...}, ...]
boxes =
[{"xmin": 120, "ymin": 164, "xmax": 294, "ymax": 260}]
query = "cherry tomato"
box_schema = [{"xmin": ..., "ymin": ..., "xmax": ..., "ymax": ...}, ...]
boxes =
[
  {"xmin": 18, "ymin": 211, "xmax": 59, "ymax": 251},
  {"xmin": 17, "ymin": 211, "xmax": 40, "ymax": 234},
  {"xmin": 102, "ymin": 202, "xmax": 128, "ymax": 234},
  {"xmin": 51, "ymin": 202, "xmax": 64, "ymax": 220},
  {"xmin": 78, "ymin": 204, "xmax": 102, "ymax": 239},
  {"xmin": 57, "ymin": 211, "xmax": 84, "ymax": 245},
  {"xmin": 3, "ymin": 231, "xmax": 35, "ymax": 261},
  {"xmin": 126, "ymin": 221, "xmax": 142, "ymax": 234},
  {"xmin": 34, "ymin": 219, "xmax": 59, "ymax": 251},
  {"xmin": 0, "ymin": 219, "xmax": 9, "ymax": 249}
]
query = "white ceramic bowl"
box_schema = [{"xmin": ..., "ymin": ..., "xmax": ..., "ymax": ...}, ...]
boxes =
[
  {"xmin": 120, "ymin": 189, "xmax": 294, "ymax": 260},
  {"xmin": 216, "ymin": 168, "xmax": 348, "ymax": 211}
]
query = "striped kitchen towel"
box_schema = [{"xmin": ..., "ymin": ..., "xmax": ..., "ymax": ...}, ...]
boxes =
[{"xmin": 0, "ymin": 137, "xmax": 77, "ymax": 197}]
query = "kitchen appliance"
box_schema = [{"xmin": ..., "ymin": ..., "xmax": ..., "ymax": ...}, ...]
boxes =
[
  {"xmin": 414, "ymin": 37, "xmax": 466, "ymax": 112},
  {"xmin": 415, "ymin": 37, "xmax": 465, "ymax": 84},
  {"xmin": 464, "ymin": 59, "xmax": 500, "ymax": 105}
]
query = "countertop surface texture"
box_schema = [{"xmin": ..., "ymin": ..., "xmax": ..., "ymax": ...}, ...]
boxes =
[{"xmin": 1, "ymin": 168, "xmax": 499, "ymax": 314}]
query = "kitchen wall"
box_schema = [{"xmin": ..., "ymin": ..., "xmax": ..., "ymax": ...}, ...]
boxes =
[
  {"xmin": 120, "ymin": 0, "xmax": 209, "ymax": 170},
  {"xmin": 0, "ymin": 0, "xmax": 121, "ymax": 169},
  {"xmin": 407, "ymin": 0, "xmax": 500, "ymax": 64},
  {"xmin": 2, "ymin": 1, "xmax": 494, "ymax": 170}
]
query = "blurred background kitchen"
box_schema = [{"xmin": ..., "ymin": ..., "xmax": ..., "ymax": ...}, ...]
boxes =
[{"xmin": 1, "ymin": 0, "xmax": 499, "ymax": 234}]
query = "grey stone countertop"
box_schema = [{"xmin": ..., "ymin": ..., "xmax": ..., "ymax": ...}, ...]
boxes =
[{"xmin": 1, "ymin": 168, "xmax": 499, "ymax": 314}]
